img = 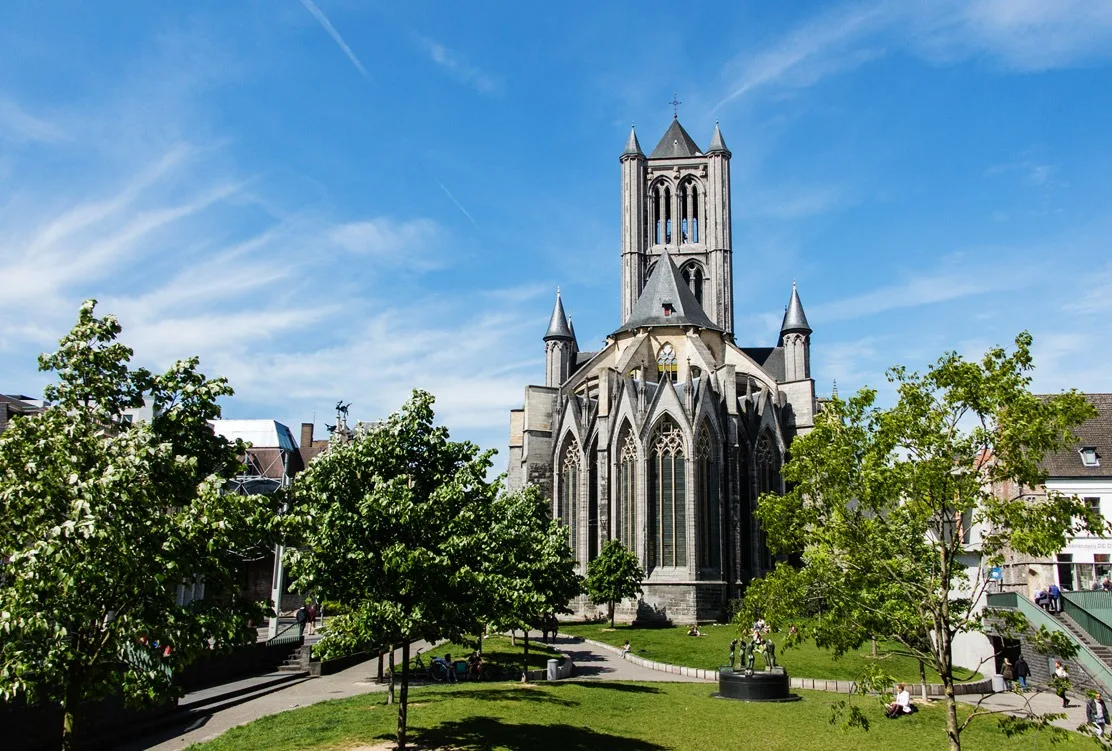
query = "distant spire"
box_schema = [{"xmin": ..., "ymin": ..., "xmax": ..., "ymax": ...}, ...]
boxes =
[
  {"xmin": 780, "ymin": 280, "xmax": 811, "ymax": 336},
  {"xmin": 832, "ymin": 379, "xmax": 839, "ymax": 399},
  {"xmin": 622, "ymin": 125, "xmax": 644, "ymax": 158},
  {"xmin": 544, "ymin": 289, "xmax": 574, "ymax": 341},
  {"xmin": 707, "ymin": 120, "xmax": 730, "ymax": 156}
]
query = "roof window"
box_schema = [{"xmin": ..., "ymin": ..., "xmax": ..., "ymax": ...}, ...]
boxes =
[{"xmin": 1080, "ymin": 447, "xmax": 1101, "ymax": 467}]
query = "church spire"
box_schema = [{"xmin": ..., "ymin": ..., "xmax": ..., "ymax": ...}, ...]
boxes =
[
  {"xmin": 707, "ymin": 121, "xmax": 730, "ymax": 156},
  {"xmin": 780, "ymin": 281, "xmax": 811, "ymax": 336},
  {"xmin": 544, "ymin": 289, "xmax": 574, "ymax": 341},
  {"xmin": 621, "ymin": 125, "xmax": 644, "ymax": 159}
]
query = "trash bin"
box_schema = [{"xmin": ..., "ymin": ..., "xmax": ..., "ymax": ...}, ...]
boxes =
[
  {"xmin": 547, "ymin": 658, "xmax": 559, "ymax": 681},
  {"xmin": 990, "ymin": 673, "xmax": 1006, "ymax": 692}
]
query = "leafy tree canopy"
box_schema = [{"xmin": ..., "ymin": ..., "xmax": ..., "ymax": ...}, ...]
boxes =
[
  {"xmin": 743, "ymin": 332, "xmax": 1103, "ymax": 751},
  {"xmin": 0, "ymin": 301, "xmax": 270, "ymax": 749},
  {"xmin": 585, "ymin": 539, "xmax": 644, "ymax": 628}
]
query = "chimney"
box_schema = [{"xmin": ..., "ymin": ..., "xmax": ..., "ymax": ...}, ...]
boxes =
[{"xmin": 300, "ymin": 422, "xmax": 314, "ymax": 449}]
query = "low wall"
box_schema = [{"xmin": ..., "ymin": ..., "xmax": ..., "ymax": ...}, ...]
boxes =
[
  {"xmin": 310, "ymin": 650, "xmax": 373, "ymax": 677},
  {"xmin": 178, "ymin": 638, "xmax": 304, "ymax": 691},
  {"xmin": 573, "ymin": 636, "xmax": 994, "ymax": 695}
]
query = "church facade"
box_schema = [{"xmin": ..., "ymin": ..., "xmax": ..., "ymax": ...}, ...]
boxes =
[{"xmin": 506, "ymin": 118, "xmax": 817, "ymax": 623}]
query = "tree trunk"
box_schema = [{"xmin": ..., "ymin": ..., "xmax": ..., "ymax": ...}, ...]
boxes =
[
  {"xmin": 396, "ymin": 641, "xmax": 410, "ymax": 750},
  {"xmin": 609, "ymin": 601, "xmax": 615, "ymax": 628},
  {"xmin": 478, "ymin": 630, "xmax": 483, "ymax": 656},
  {"xmin": 522, "ymin": 630, "xmax": 530, "ymax": 682},
  {"xmin": 61, "ymin": 679, "xmax": 80, "ymax": 751},
  {"xmin": 388, "ymin": 645, "xmax": 395, "ymax": 705},
  {"xmin": 872, "ymin": 636, "xmax": 878, "ymax": 658},
  {"xmin": 919, "ymin": 660, "xmax": 928, "ymax": 702},
  {"xmin": 378, "ymin": 651, "xmax": 384, "ymax": 683},
  {"xmin": 938, "ymin": 630, "xmax": 960, "ymax": 751},
  {"xmin": 510, "ymin": 629, "xmax": 516, "ymax": 647}
]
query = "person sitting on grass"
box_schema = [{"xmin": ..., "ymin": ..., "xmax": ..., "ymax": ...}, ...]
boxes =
[
  {"xmin": 886, "ymin": 683, "xmax": 914, "ymax": 718},
  {"xmin": 687, "ymin": 625, "xmax": 703, "ymax": 637},
  {"xmin": 468, "ymin": 651, "xmax": 484, "ymax": 681}
]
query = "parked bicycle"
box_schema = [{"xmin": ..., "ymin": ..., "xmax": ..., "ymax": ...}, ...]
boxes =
[{"xmin": 410, "ymin": 649, "xmax": 450, "ymax": 682}]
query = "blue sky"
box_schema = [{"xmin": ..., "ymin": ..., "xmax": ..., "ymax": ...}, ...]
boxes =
[{"xmin": 2, "ymin": 0, "xmax": 1111, "ymax": 461}]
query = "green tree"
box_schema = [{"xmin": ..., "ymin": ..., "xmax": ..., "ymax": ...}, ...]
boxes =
[
  {"xmin": 283, "ymin": 390, "xmax": 498, "ymax": 750},
  {"xmin": 585, "ymin": 539, "xmax": 644, "ymax": 628},
  {"xmin": 485, "ymin": 486, "xmax": 581, "ymax": 677},
  {"xmin": 744, "ymin": 333, "xmax": 1103, "ymax": 751},
  {"xmin": 0, "ymin": 301, "xmax": 269, "ymax": 751}
]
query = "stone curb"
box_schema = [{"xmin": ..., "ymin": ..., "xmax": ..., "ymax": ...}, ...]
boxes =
[{"xmin": 566, "ymin": 635, "xmax": 995, "ymax": 695}]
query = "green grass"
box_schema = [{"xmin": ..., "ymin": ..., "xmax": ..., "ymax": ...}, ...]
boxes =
[
  {"xmin": 559, "ymin": 623, "xmax": 983, "ymax": 683},
  {"xmin": 189, "ymin": 680, "xmax": 1081, "ymax": 751},
  {"xmin": 419, "ymin": 635, "xmax": 563, "ymax": 676}
]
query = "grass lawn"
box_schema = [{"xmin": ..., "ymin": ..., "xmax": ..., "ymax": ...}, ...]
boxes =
[
  {"xmin": 559, "ymin": 623, "xmax": 983, "ymax": 684},
  {"xmin": 417, "ymin": 635, "xmax": 564, "ymax": 676},
  {"xmin": 189, "ymin": 680, "xmax": 1081, "ymax": 751}
]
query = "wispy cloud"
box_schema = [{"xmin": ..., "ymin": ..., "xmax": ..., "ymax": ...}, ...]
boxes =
[
  {"xmin": 713, "ymin": 0, "xmax": 1112, "ymax": 112},
  {"xmin": 811, "ymin": 269, "xmax": 1018, "ymax": 324},
  {"xmin": 416, "ymin": 36, "xmax": 500, "ymax": 95},
  {"xmin": 328, "ymin": 218, "xmax": 443, "ymax": 268},
  {"xmin": 298, "ymin": 0, "xmax": 371, "ymax": 80},
  {"xmin": 738, "ymin": 182, "xmax": 850, "ymax": 219},
  {"xmin": 0, "ymin": 99, "xmax": 67, "ymax": 143}
]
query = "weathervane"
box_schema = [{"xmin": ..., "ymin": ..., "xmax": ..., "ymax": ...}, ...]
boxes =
[{"xmin": 670, "ymin": 92, "xmax": 682, "ymax": 118}]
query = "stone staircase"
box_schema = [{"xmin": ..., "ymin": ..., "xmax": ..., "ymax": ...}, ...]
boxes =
[
  {"xmin": 278, "ymin": 644, "xmax": 312, "ymax": 673},
  {"xmin": 1054, "ymin": 611, "xmax": 1112, "ymax": 670}
]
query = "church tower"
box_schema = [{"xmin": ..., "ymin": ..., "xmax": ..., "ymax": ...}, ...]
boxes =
[
  {"xmin": 543, "ymin": 290, "xmax": 576, "ymax": 387},
  {"xmin": 779, "ymin": 282, "xmax": 811, "ymax": 382},
  {"xmin": 620, "ymin": 119, "xmax": 734, "ymax": 336}
]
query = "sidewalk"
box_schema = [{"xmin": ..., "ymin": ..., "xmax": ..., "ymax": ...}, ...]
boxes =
[{"xmin": 958, "ymin": 687, "xmax": 1095, "ymax": 734}]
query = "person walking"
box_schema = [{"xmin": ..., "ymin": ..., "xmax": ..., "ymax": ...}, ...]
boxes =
[
  {"xmin": 1088, "ymin": 691, "xmax": 1110, "ymax": 737},
  {"xmin": 1049, "ymin": 583, "xmax": 1062, "ymax": 614},
  {"xmin": 1055, "ymin": 660, "xmax": 1071, "ymax": 707},
  {"xmin": 1014, "ymin": 654, "xmax": 1030, "ymax": 690},
  {"xmin": 1001, "ymin": 658, "xmax": 1015, "ymax": 691},
  {"xmin": 295, "ymin": 604, "xmax": 308, "ymax": 638}
]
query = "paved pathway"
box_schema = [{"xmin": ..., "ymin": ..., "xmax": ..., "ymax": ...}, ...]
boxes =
[{"xmin": 958, "ymin": 687, "xmax": 1096, "ymax": 735}]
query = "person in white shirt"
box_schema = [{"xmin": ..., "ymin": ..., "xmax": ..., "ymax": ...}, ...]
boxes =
[
  {"xmin": 887, "ymin": 683, "xmax": 913, "ymax": 718},
  {"xmin": 1054, "ymin": 661, "xmax": 1071, "ymax": 707}
]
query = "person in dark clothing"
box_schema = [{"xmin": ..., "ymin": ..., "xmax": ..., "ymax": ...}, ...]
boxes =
[
  {"xmin": 295, "ymin": 604, "xmax": 308, "ymax": 637},
  {"xmin": 1088, "ymin": 691, "xmax": 1109, "ymax": 737},
  {"xmin": 1049, "ymin": 583, "xmax": 1062, "ymax": 614},
  {"xmin": 1014, "ymin": 655, "xmax": 1030, "ymax": 690}
]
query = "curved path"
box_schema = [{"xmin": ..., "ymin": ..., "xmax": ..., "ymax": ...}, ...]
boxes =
[{"xmin": 127, "ymin": 634, "xmax": 699, "ymax": 750}]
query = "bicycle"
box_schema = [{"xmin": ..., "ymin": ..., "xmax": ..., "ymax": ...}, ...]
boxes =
[{"xmin": 410, "ymin": 649, "xmax": 450, "ymax": 682}]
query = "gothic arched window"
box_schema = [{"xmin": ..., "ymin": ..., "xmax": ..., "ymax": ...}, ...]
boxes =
[
  {"xmin": 657, "ymin": 343, "xmax": 678, "ymax": 382},
  {"xmin": 648, "ymin": 419, "xmax": 686, "ymax": 569},
  {"xmin": 618, "ymin": 430, "xmax": 637, "ymax": 551},
  {"xmin": 681, "ymin": 262, "xmax": 704, "ymax": 305},
  {"xmin": 696, "ymin": 427, "xmax": 720, "ymax": 569},
  {"xmin": 664, "ymin": 186, "xmax": 673, "ymax": 244},
  {"xmin": 755, "ymin": 433, "xmax": 780, "ymax": 571},
  {"xmin": 559, "ymin": 437, "xmax": 582, "ymax": 560},
  {"xmin": 680, "ymin": 178, "xmax": 700, "ymax": 244}
]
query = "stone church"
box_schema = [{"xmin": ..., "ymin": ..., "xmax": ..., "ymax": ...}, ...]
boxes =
[{"xmin": 506, "ymin": 117, "xmax": 817, "ymax": 623}]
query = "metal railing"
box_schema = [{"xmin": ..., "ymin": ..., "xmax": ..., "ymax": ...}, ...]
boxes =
[
  {"xmin": 266, "ymin": 620, "xmax": 304, "ymax": 648},
  {"xmin": 1062, "ymin": 596, "xmax": 1112, "ymax": 649},
  {"xmin": 986, "ymin": 590, "xmax": 1112, "ymax": 694}
]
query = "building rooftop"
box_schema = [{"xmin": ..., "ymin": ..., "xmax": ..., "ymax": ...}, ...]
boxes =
[
  {"xmin": 210, "ymin": 419, "xmax": 298, "ymax": 451},
  {"xmin": 1041, "ymin": 393, "xmax": 1112, "ymax": 478}
]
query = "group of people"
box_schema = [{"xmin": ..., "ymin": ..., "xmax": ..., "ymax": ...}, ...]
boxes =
[
  {"xmin": 1000, "ymin": 655, "xmax": 1031, "ymax": 691},
  {"xmin": 1090, "ymin": 578, "xmax": 1112, "ymax": 592},
  {"xmin": 431, "ymin": 651, "xmax": 485, "ymax": 682},
  {"xmin": 1034, "ymin": 584, "xmax": 1064, "ymax": 613},
  {"xmin": 295, "ymin": 601, "xmax": 321, "ymax": 636}
]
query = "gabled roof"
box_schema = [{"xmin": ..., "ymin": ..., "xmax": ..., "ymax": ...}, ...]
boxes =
[
  {"xmin": 1041, "ymin": 393, "xmax": 1112, "ymax": 478},
  {"xmin": 649, "ymin": 118, "xmax": 702, "ymax": 159},
  {"xmin": 544, "ymin": 290, "xmax": 574, "ymax": 341},
  {"xmin": 614, "ymin": 250, "xmax": 720, "ymax": 334}
]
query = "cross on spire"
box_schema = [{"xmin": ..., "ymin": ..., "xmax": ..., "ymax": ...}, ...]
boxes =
[{"xmin": 670, "ymin": 92, "xmax": 682, "ymax": 118}]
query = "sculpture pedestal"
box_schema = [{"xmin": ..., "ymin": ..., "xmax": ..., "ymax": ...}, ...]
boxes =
[{"xmin": 717, "ymin": 667, "xmax": 793, "ymax": 702}]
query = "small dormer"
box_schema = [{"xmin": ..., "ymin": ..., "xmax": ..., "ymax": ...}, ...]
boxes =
[{"xmin": 1081, "ymin": 447, "xmax": 1101, "ymax": 468}]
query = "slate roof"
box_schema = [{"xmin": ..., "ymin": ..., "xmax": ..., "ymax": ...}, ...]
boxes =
[
  {"xmin": 780, "ymin": 282, "xmax": 811, "ymax": 335},
  {"xmin": 0, "ymin": 394, "xmax": 43, "ymax": 435},
  {"xmin": 544, "ymin": 291, "xmax": 574, "ymax": 341},
  {"xmin": 1041, "ymin": 393, "xmax": 1112, "ymax": 478},
  {"xmin": 622, "ymin": 126, "xmax": 644, "ymax": 158},
  {"xmin": 740, "ymin": 347, "xmax": 786, "ymax": 382},
  {"xmin": 649, "ymin": 118, "xmax": 702, "ymax": 159},
  {"xmin": 707, "ymin": 122, "xmax": 730, "ymax": 155},
  {"xmin": 614, "ymin": 250, "xmax": 721, "ymax": 334}
]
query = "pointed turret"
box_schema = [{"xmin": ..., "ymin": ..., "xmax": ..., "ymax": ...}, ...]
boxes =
[
  {"xmin": 621, "ymin": 125, "xmax": 644, "ymax": 159},
  {"xmin": 614, "ymin": 249, "xmax": 720, "ymax": 334},
  {"xmin": 544, "ymin": 289, "xmax": 575, "ymax": 388},
  {"xmin": 707, "ymin": 121, "xmax": 730, "ymax": 156},
  {"xmin": 544, "ymin": 289, "xmax": 574, "ymax": 341},
  {"xmin": 780, "ymin": 281, "xmax": 812, "ymax": 382},
  {"xmin": 780, "ymin": 281, "xmax": 811, "ymax": 336}
]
